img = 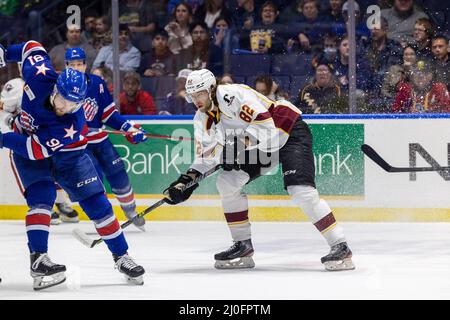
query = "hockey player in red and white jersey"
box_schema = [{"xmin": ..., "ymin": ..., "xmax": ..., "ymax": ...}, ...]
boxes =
[{"xmin": 164, "ymin": 69, "xmax": 355, "ymax": 271}]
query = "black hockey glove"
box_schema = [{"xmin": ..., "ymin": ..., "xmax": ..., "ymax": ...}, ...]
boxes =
[
  {"xmin": 222, "ymin": 135, "xmax": 247, "ymax": 171},
  {"xmin": 163, "ymin": 169, "xmax": 200, "ymax": 205}
]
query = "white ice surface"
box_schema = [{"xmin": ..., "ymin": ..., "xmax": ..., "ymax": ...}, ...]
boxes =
[{"xmin": 0, "ymin": 221, "xmax": 449, "ymax": 300}]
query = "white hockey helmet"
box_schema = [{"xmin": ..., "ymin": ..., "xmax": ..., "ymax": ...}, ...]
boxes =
[
  {"xmin": 1, "ymin": 78, "xmax": 25, "ymax": 113},
  {"xmin": 185, "ymin": 69, "xmax": 216, "ymax": 103}
]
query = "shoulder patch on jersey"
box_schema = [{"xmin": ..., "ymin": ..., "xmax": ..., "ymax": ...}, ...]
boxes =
[
  {"xmin": 223, "ymin": 93, "xmax": 235, "ymax": 106},
  {"xmin": 99, "ymin": 83, "xmax": 104, "ymax": 94},
  {"xmin": 23, "ymin": 84, "xmax": 36, "ymax": 101},
  {"xmin": 83, "ymin": 97, "xmax": 99, "ymax": 122}
]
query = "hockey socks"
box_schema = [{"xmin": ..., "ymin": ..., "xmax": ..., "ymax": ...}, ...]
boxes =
[
  {"xmin": 79, "ymin": 193, "xmax": 128, "ymax": 256},
  {"xmin": 287, "ymin": 185, "xmax": 346, "ymax": 246}
]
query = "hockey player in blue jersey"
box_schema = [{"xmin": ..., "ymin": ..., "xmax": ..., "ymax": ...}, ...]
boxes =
[
  {"xmin": 0, "ymin": 41, "xmax": 145, "ymax": 290},
  {"xmin": 63, "ymin": 47, "xmax": 147, "ymax": 231}
]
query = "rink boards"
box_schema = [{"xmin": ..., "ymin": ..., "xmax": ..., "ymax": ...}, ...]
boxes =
[{"xmin": 1, "ymin": 114, "xmax": 450, "ymax": 222}]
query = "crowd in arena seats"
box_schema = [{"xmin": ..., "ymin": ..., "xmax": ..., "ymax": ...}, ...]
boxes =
[{"xmin": 1, "ymin": 0, "xmax": 450, "ymax": 115}]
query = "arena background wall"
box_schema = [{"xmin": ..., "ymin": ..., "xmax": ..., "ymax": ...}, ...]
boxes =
[{"xmin": 1, "ymin": 114, "xmax": 450, "ymax": 222}]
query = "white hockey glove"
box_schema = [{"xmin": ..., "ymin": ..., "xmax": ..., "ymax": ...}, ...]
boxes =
[
  {"xmin": 0, "ymin": 44, "xmax": 6, "ymax": 68},
  {"xmin": 0, "ymin": 110, "xmax": 14, "ymax": 133}
]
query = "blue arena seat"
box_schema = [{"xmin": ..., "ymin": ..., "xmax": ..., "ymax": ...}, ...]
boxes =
[
  {"xmin": 271, "ymin": 53, "xmax": 314, "ymax": 76},
  {"xmin": 229, "ymin": 54, "xmax": 271, "ymax": 76}
]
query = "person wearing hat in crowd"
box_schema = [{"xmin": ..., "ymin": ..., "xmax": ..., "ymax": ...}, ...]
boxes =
[
  {"xmin": 138, "ymin": 29, "xmax": 177, "ymax": 77},
  {"xmin": 49, "ymin": 24, "xmax": 97, "ymax": 73},
  {"xmin": 392, "ymin": 60, "xmax": 450, "ymax": 113},
  {"xmin": 120, "ymin": 71, "xmax": 157, "ymax": 115},
  {"xmin": 93, "ymin": 24, "xmax": 141, "ymax": 72},
  {"xmin": 159, "ymin": 68, "xmax": 197, "ymax": 115},
  {"xmin": 297, "ymin": 63, "xmax": 347, "ymax": 114}
]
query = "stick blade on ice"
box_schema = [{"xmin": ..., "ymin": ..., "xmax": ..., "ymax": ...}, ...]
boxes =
[{"xmin": 72, "ymin": 228, "xmax": 96, "ymax": 248}]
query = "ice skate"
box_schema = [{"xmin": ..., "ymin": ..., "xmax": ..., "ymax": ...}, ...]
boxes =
[
  {"xmin": 50, "ymin": 211, "xmax": 61, "ymax": 225},
  {"xmin": 125, "ymin": 211, "xmax": 146, "ymax": 232},
  {"xmin": 30, "ymin": 252, "xmax": 66, "ymax": 290},
  {"xmin": 56, "ymin": 202, "xmax": 79, "ymax": 223},
  {"xmin": 321, "ymin": 241, "xmax": 355, "ymax": 271},
  {"xmin": 214, "ymin": 239, "xmax": 255, "ymax": 269},
  {"xmin": 113, "ymin": 253, "xmax": 145, "ymax": 285}
]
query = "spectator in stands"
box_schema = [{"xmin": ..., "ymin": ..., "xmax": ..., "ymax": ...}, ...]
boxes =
[
  {"xmin": 138, "ymin": 29, "xmax": 177, "ymax": 77},
  {"xmin": 167, "ymin": 0, "xmax": 203, "ymax": 15},
  {"xmin": 376, "ymin": 64, "xmax": 407, "ymax": 112},
  {"xmin": 411, "ymin": 18, "xmax": 434, "ymax": 60},
  {"xmin": 431, "ymin": 35, "xmax": 450, "ymax": 88},
  {"xmin": 194, "ymin": 0, "xmax": 233, "ymax": 29},
  {"xmin": 159, "ymin": 68, "xmax": 197, "ymax": 115},
  {"xmin": 240, "ymin": 1, "xmax": 286, "ymax": 54},
  {"xmin": 322, "ymin": 0, "xmax": 344, "ymax": 23},
  {"xmin": 332, "ymin": 1, "xmax": 370, "ymax": 44},
  {"xmin": 117, "ymin": 0, "xmax": 157, "ymax": 52},
  {"xmin": 312, "ymin": 33, "xmax": 339, "ymax": 67},
  {"xmin": 381, "ymin": 0, "xmax": 429, "ymax": 45},
  {"xmin": 402, "ymin": 45, "xmax": 417, "ymax": 69},
  {"xmin": 91, "ymin": 16, "xmax": 112, "ymax": 51},
  {"xmin": 392, "ymin": 60, "xmax": 450, "ymax": 113},
  {"xmin": 285, "ymin": 0, "xmax": 328, "ymax": 53},
  {"xmin": 93, "ymin": 24, "xmax": 141, "ymax": 72},
  {"xmin": 165, "ymin": 2, "xmax": 194, "ymax": 54},
  {"xmin": 365, "ymin": 17, "xmax": 403, "ymax": 97},
  {"xmin": 49, "ymin": 24, "xmax": 97, "ymax": 73},
  {"xmin": 233, "ymin": 0, "xmax": 261, "ymax": 30},
  {"xmin": 81, "ymin": 11, "xmax": 97, "ymax": 45},
  {"xmin": 254, "ymin": 74, "xmax": 288, "ymax": 100},
  {"xmin": 208, "ymin": 16, "xmax": 232, "ymax": 75},
  {"xmin": 177, "ymin": 21, "xmax": 209, "ymax": 71},
  {"xmin": 218, "ymin": 73, "xmax": 235, "ymax": 84},
  {"xmin": 120, "ymin": 71, "xmax": 157, "ymax": 115},
  {"xmin": 92, "ymin": 65, "xmax": 114, "ymax": 94},
  {"xmin": 298, "ymin": 64, "xmax": 347, "ymax": 113},
  {"xmin": 331, "ymin": 35, "xmax": 371, "ymax": 93}
]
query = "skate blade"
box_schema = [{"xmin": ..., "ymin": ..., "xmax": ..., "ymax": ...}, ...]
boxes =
[
  {"xmin": 125, "ymin": 275, "xmax": 144, "ymax": 285},
  {"xmin": 323, "ymin": 258, "xmax": 355, "ymax": 271},
  {"xmin": 50, "ymin": 219, "xmax": 61, "ymax": 225},
  {"xmin": 32, "ymin": 272, "xmax": 66, "ymax": 290},
  {"xmin": 60, "ymin": 216, "xmax": 79, "ymax": 223},
  {"xmin": 132, "ymin": 218, "xmax": 146, "ymax": 232},
  {"xmin": 214, "ymin": 256, "xmax": 255, "ymax": 269},
  {"xmin": 133, "ymin": 223, "xmax": 146, "ymax": 232}
]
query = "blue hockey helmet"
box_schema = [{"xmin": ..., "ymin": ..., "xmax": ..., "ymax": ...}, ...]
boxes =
[
  {"xmin": 56, "ymin": 68, "xmax": 88, "ymax": 103},
  {"xmin": 64, "ymin": 47, "xmax": 86, "ymax": 63}
]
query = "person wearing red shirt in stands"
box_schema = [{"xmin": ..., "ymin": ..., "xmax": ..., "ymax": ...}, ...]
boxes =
[
  {"xmin": 392, "ymin": 60, "xmax": 450, "ymax": 113},
  {"xmin": 119, "ymin": 71, "xmax": 157, "ymax": 115}
]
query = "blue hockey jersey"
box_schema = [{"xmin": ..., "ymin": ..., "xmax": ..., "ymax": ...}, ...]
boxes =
[
  {"xmin": 2, "ymin": 41, "xmax": 88, "ymax": 160},
  {"xmin": 82, "ymin": 74, "xmax": 129, "ymax": 144}
]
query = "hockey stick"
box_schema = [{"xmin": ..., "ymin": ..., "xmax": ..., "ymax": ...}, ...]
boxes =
[
  {"xmin": 361, "ymin": 144, "xmax": 450, "ymax": 172},
  {"xmin": 88, "ymin": 128, "xmax": 194, "ymax": 142},
  {"xmin": 72, "ymin": 165, "xmax": 222, "ymax": 248}
]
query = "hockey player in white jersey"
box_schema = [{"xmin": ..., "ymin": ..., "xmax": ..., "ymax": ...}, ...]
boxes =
[{"xmin": 164, "ymin": 69, "xmax": 355, "ymax": 271}]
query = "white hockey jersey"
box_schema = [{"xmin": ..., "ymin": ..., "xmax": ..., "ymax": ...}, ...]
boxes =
[{"xmin": 190, "ymin": 84, "xmax": 302, "ymax": 174}]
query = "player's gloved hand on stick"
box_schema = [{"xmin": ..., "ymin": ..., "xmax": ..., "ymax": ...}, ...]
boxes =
[
  {"xmin": 163, "ymin": 169, "xmax": 200, "ymax": 205},
  {"xmin": 0, "ymin": 44, "xmax": 6, "ymax": 68},
  {"xmin": 122, "ymin": 122, "xmax": 148, "ymax": 144}
]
